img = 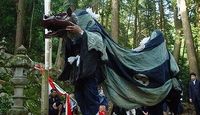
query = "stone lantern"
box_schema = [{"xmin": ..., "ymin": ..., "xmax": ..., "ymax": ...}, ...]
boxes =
[{"xmin": 7, "ymin": 45, "xmax": 33, "ymax": 115}]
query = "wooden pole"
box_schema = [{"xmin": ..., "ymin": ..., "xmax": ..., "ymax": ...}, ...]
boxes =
[
  {"xmin": 41, "ymin": 70, "xmax": 49, "ymax": 115},
  {"xmin": 42, "ymin": 0, "xmax": 51, "ymax": 114}
]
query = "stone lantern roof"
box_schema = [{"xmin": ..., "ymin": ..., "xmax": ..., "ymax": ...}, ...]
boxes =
[{"xmin": 6, "ymin": 45, "xmax": 33, "ymax": 68}]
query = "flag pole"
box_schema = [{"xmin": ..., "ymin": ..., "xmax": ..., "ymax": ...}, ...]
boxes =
[{"xmin": 42, "ymin": 0, "xmax": 51, "ymax": 114}]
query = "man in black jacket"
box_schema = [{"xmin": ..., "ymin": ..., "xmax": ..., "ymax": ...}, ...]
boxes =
[
  {"xmin": 189, "ymin": 72, "xmax": 200, "ymax": 115},
  {"xmin": 58, "ymin": 8, "xmax": 107, "ymax": 115},
  {"xmin": 49, "ymin": 89, "xmax": 63, "ymax": 115}
]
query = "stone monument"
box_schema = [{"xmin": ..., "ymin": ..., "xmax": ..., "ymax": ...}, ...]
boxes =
[{"xmin": 7, "ymin": 45, "xmax": 33, "ymax": 115}]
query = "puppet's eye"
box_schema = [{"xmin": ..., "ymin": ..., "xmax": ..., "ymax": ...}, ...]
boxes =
[
  {"xmin": 88, "ymin": 20, "xmax": 92, "ymax": 26},
  {"xmin": 133, "ymin": 74, "xmax": 149, "ymax": 86},
  {"xmin": 86, "ymin": 20, "xmax": 93, "ymax": 29}
]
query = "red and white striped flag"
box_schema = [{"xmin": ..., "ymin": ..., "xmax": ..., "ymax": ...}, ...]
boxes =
[
  {"xmin": 66, "ymin": 94, "xmax": 72, "ymax": 115},
  {"xmin": 48, "ymin": 77, "xmax": 66, "ymax": 95},
  {"xmin": 48, "ymin": 77, "xmax": 72, "ymax": 115}
]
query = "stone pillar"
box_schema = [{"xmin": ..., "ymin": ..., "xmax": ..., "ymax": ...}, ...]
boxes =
[{"xmin": 7, "ymin": 45, "xmax": 32, "ymax": 115}]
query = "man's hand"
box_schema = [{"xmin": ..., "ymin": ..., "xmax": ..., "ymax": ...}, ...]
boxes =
[
  {"xmin": 66, "ymin": 21, "xmax": 84, "ymax": 35},
  {"xmin": 53, "ymin": 103, "xmax": 58, "ymax": 109},
  {"xmin": 142, "ymin": 111, "xmax": 149, "ymax": 115},
  {"xmin": 58, "ymin": 104, "xmax": 63, "ymax": 111},
  {"xmin": 189, "ymin": 98, "xmax": 192, "ymax": 103}
]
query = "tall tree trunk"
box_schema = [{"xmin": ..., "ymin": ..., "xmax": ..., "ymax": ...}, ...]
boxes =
[
  {"xmin": 173, "ymin": 7, "xmax": 182, "ymax": 62},
  {"xmin": 159, "ymin": 0, "xmax": 164, "ymax": 31},
  {"xmin": 196, "ymin": 2, "xmax": 200, "ymax": 70},
  {"xmin": 29, "ymin": 0, "xmax": 35, "ymax": 48},
  {"xmin": 111, "ymin": 0, "xmax": 119, "ymax": 42},
  {"xmin": 146, "ymin": 2, "xmax": 150, "ymax": 35},
  {"xmin": 154, "ymin": 0, "xmax": 157, "ymax": 28},
  {"xmin": 15, "ymin": 0, "xmax": 25, "ymax": 50},
  {"xmin": 178, "ymin": 0, "xmax": 200, "ymax": 77},
  {"xmin": 173, "ymin": 31, "xmax": 182, "ymax": 63},
  {"xmin": 181, "ymin": 40, "xmax": 186, "ymax": 66},
  {"xmin": 133, "ymin": 0, "xmax": 138, "ymax": 48},
  {"xmin": 137, "ymin": 10, "xmax": 141, "ymax": 47},
  {"xmin": 55, "ymin": 38, "xmax": 63, "ymax": 69},
  {"xmin": 105, "ymin": 0, "xmax": 112, "ymax": 29},
  {"xmin": 105, "ymin": 0, "xmax": 111, "ymax": 29},
  {"xmin": 126, "ymin": 7, "xmax": 132, "ymax": 47},
  {"xmin": 126, "ymin": 17, "xmax": 130, "ymax": 47},
  {"xmin": 100, "ymin": 0, "xmax": 105, "ymax": 25}
]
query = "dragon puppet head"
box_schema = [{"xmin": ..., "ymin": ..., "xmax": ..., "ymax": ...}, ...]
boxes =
[{"xmin": 42, "ymin": 8, "xmax": 78, "ymax": 38}]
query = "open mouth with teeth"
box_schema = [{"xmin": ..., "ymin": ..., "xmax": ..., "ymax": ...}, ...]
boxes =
[{"xmin": 42, "ymin": 12, "xmax": 75, "ymax": 38}]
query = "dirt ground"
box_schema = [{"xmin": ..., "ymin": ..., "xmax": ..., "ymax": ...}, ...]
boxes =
[{"xmin": 179, "ymin": 102, "xmax": 196, "ymax": 115}]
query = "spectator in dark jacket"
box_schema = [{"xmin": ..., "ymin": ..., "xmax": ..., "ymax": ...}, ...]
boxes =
[
  {"xmin": 49, "ymin": 89, "xmax": 63, "ymax": 115},
  {"xmin": 189, "ymin": 72, "xmax": 200, "ymax": 115}
]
